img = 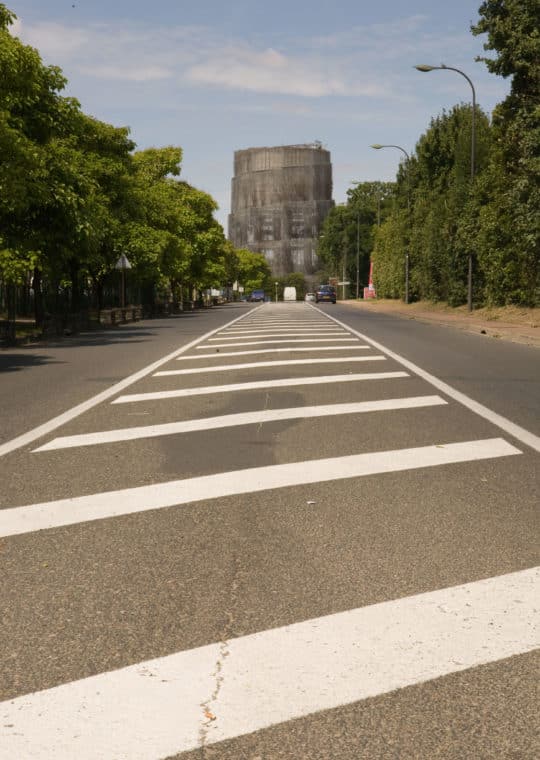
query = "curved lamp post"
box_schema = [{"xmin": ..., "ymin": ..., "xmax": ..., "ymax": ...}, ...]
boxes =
[
  {"xmin": 415, "ymin": 64, "xmax": 476, "ymax": 311},
  {"xmin": 371, "ymin": 144, "xmax": 411, "ymax": 304}
]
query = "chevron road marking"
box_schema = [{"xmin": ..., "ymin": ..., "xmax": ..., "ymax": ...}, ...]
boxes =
[
  {"xmin": 0, "ymin": 438, "xmax": 519, "ymax": 538},
  {"xmin": 33, "ymin": 396, "xmax": 446, "ymax": 452},
  {"xmin": 111, "ymin": 372, "xmax": 408, "ymax": 404},
  {"xmin": 1, "ymin": 566, "xmax": 537, "ymax": 759}
]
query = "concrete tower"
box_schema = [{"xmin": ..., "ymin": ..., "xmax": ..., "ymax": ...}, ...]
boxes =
[{"xmin": 228, "ymin": 144, "xmax": 334, "ymax": 279}]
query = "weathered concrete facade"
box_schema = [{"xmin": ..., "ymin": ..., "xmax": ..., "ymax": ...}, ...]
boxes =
[{"xmin": 228, "ymin": 144, "xmax": 334, "ymax": 278}]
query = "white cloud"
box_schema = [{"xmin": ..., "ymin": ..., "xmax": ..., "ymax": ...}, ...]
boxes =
[
  {"xmin": 9, "ymin": 13, "xmax": 506, "ymax": 110},
  {"xmin": 186, "ymin": 46, "xmax": 354, "ymax": 97},
  {"xmin": 79, "ymin": 64, "xmax": 172, "ymax": 82},
  {"xmin": 14, "ymin": 20, "xmax": 89, "ymax": 56}
]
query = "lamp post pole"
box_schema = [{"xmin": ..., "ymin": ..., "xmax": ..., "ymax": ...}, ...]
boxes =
[
  {"xmin": 415, "ymin": 63, "xmax": 476, "ymax": 311},
  {"xmin": 355, "ymin": 210, "xmax": 360, "ymax": 299},
  {"xmin": 371, "ymin": 144, "xmax": 410, "ymax": 304},
  {"xmin": 274, "ymin": 281, "xmax": 278, "ymax": 303}
]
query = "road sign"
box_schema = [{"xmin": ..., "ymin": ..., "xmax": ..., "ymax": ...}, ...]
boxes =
[
  {"xmin": 337, "ymin": 281, "xmax": 350, "ymax": 286},
  {"xmin": 115, "ymin": 254, "xmax": 132, "ymax": 270}
]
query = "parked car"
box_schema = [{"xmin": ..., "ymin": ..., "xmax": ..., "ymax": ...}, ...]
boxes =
[
  {"xmin": 305, "ymin": 292, "xmax": 316, "ymax": 302},
  {"xmin": 248, "ymin": 289, "xmax": 266, "ymax": 302},
  {"xmin": 315, "ymin": 285, "xmax": 336, "ymax": 304}
]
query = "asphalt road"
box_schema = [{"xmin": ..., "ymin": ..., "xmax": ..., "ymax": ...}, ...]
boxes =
[{"xmin": 1, "ymin": 303, "xmax": 538, "ymax": 759}]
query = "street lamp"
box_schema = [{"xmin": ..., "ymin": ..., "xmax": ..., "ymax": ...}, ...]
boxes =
[
  {"xmin": 415, "ymin": 63, "xmax": 476, "ymax": 311},
  {"xmin": 349, "ymin": 183, "xmax": 361, "ymax": 300},
  {"xmin": 371, "ymin": 144, "xmax": 411, "ymax": 304}
]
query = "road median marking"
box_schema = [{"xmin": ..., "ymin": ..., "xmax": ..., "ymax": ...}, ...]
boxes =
[
  {"xmin": 311, "ymin": 306, "xmax": 540, "ymax": 453},
  {"xmin": 2, "ymin": 566, "xmax": 537, "ymax": 758},
  {"xmin": 154, "ymin": 355, "xmax": 385, "ymax": 376},
  {"xmin": 33, "ymin": 396, "xmax": 446, "ymax": 452},
  {"xmin": 111, "ymin": 372, "xmax": 408, "ymax": 404},
  {"xmin": 1, "ymin": 438, "xmax": 519, "ymax": 537},
  {"xmin": 0, "ymin": 309, "xmax": 257, "ymax": 458}
]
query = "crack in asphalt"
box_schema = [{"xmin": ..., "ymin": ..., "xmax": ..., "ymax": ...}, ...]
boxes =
[
  {"xmin": 256, "ymin": 392, "xmax": 272, "ymax": 437},
  {"xmin": 198, "ymin": 552, "xmax": 244, "ymax": 758}
]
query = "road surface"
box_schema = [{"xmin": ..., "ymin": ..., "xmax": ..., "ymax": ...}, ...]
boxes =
[{"xmin": 1, "ymin": 303, "xmax": 538, "ymax": 759}]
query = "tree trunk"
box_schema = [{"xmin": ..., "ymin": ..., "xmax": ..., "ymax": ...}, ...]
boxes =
[
  {"xmin": 69, "ymin": 258, "xmax": 81, "ymax": 313},
  {"xmin": 32, "ymin": 267, "xmax": 45, "ymax": 327}
]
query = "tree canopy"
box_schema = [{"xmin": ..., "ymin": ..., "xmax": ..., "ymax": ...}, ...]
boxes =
[{"xmin": 0, "ymin": 3, "xmax": 247, "ymax": 328}]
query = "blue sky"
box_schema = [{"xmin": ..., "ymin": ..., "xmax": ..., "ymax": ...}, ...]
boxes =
[{"xmin": 9, "ymin": 1, "xmax": 509, "ymax": 229}]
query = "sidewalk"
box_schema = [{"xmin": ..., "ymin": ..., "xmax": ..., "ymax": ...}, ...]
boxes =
[{"xmin": 342, "ymin": 299, "xmax": 540, "ymax": 349}]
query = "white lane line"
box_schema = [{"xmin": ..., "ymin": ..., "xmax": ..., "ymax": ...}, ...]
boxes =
[
  {"xmin": 0, "ymin": 310, "xmax": 255, "ymax": 458},
  {"xmin": 315, "ymin": 306, "xmax": 540, "ymax": 453},
  {"xmin": 178, "ymin": 346, "xmax": 371, "ymax": 360},
  {"xmin": 219, "ymin": 327, "xmax": 347, "ymax": 333},
  {"xmin": 198, "ymin": 338, "xmax": 359, "ymax": 348},
  {"xmin": 2, "ymin": 566, "xmax": 536, "ymax": 760},
  {"xmin": 155, "ymin": 356, "xmax": 386, "ymax": 376},
  {"xmin": 112, "ymin": 372, "xmax": 408, "ymax": 404},
  {"xmin": 0, "ymin": 438, "xmax": 519, "ymax": 538},
  {"xmin": 33, "ymin": 396, "xmax": 445, "ymax": 452},
  {"xmin": 209, "ymin": 332, "xmax": 348, "ymax": 340}
]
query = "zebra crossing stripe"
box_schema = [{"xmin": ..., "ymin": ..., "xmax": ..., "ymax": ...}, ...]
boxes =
[
  {"xmin": 154, "ymin": 355, "xmax": 386, "ymax": 376},
  {"xmin": 0, "ymin": 438, "xmax": 519, "ymax": 538},
  {"xmin": 111, "ymin": 372, "xmax": 408, "ymax": 403},
  {"xmin": 198, "ymin": 338, "xmax": 359, "ymax": 348},
  {"xmin": 33, "ymin": 396, "xmax": 446, "ymax": 451},
  {"xmin": 1, "ymin": 566, "xmax": 536, "ymax": 759},
  {"xmin": 176, "ymin": 346, "xmax": 372, "ymax": 360}
]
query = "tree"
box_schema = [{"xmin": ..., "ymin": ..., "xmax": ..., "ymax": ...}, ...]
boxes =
[
  {"xmin": 471, "ymin": 0, "xmax": 539, "ymax": 305},
  {"xmin": 234, "ymin": 248, "xmax": 271, "ymax": 293},
  {"xmin": 318, "ymin": 183, "xmax": 394, "ymax": 296}
]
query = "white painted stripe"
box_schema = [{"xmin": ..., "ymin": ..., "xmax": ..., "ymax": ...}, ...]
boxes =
[
  {"xmin": 315, "ymin": 306, "xmax": 540, "ymax": 453},
  {"xmin": 2, "ymin": 566, "xmax": 536, "ymax": 759},
  {"xmin": 155, "ymin": 356, "xmax": 385, "ymax": 376},
  {"xmin": 209, "ymin": 332, "xmax": 348, "ymax": 340},
  {"xmin": 112, "ymin": 372, "xmax": 408, "ymax": 404},
  {"xmin": 213, "ymin": 333, "xmax": 348, "ymax": 340},
  {"xmin": 0, "ymin": 438, "xmax": 519, "ymax": 538},
  {"xmin": 0, "ymin": 310, "xmax": 255, "ymax": 458},
  {"xmin": 178, "ymin": 346, "xmax": 371, "ymax": 360},
  {"xmin": 220, "ymin": 327, "xmax": 347, "ymax": 333},
  {"xmin": 34, "ymin": 396, "xmax": 445, "ymax": 452},
  {"xmin": 198, "ymin": 338, "xmax": 359, "ymax": 348}
]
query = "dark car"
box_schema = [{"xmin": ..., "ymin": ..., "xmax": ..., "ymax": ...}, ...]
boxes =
[
  {"xmin": 248, "ymin": 289, "xmax": 266, "ymax": 302},
  {"xmin": 315, "ymin": 285, "xmax": 336, "ymax": 303}
]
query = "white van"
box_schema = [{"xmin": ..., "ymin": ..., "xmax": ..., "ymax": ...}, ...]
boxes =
[{"xmin": 283, "ymin": 286, "xmax": 297, "ymax": 301}]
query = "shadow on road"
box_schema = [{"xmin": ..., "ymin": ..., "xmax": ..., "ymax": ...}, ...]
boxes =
[{"xmin": 0, "ymin": 353, "xmax": 65, "ymax": 373}]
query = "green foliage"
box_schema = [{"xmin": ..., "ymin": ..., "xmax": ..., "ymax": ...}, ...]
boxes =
[
  {"xmin": 318, "ymin": 182, "xmax": 395, "ymax": 294},
  {"xmin": 0, "ymin": 4, "xmax": 232, "ymax": 319},
  {"xmin": 234, "ymin": 248, "xmax": 272, "ymax": 293},
  {"xmin": 470, "ymin": 0, "xmax": 540, "ymax": 306},
  {"xmin": 369, "ymin": 2, "xmax": 539, "ymax": 308}
]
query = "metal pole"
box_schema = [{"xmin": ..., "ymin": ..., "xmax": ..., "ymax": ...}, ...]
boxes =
[
  {"xmin": 342, "ymin": 255, "xmax": 346, "ymax": 300},
  {"xmin": 356, "ymin": 211, "xmax": 360, "ymax": 299},
  {"xmin": 443, "ymin": 67, "xmax": 476, "ymax": 311},
  {"xmin": 370, "ymin": 145, "xmax": 410, "ymax": 304},
  {"xmin": 415, "ymin": 65, "xmax": 476, "ymax": 310},
  {"xmin": 120, "ymin": 270, "xmax": 125, "ymax": 308}
]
